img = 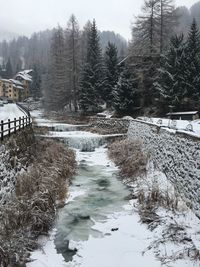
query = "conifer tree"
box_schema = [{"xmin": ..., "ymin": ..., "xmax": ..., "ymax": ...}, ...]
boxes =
[
  {"xmin": 184, "ymin": 18, "xmax": 200, "ymax": 109},
  {"xmin": 4, "ymin": 58, "xmax": 13, "ymax": 79},
  {"xmin": 30, "ymin": 65, "xmax": 41, "ymax": 99},
  {"xmin": 154, "ymin": 34, "xmax": 187, "ymax": 113},
  {"xmin": 113, "ymin": 65, "xmax": 139, "ymax": 115},
  {"xmin": 79, "ymin": 20, "xmax": 104, "ymax": 113},
  {"xmin": 103, "ymin": 42, "xmax": 119, "ymax": 108}
]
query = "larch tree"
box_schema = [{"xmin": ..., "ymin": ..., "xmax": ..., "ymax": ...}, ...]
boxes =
[
  {"xmin": 158, "ymin": 0, "xmax": 178, "ymax": 53},
  {"xmin": 131, "ymin": 0, "xmax": 178, "ymax": 55},
  {"xmin": 45, "ymin": 26, "xmax": 66, "ymax": 110},
  {"xmin": 65, "ymin": 14, "xmax": 81, "ymax": 112},
  {"xmin": 131, "ymin": 0, "xmax": 160, "ymax": 55}
]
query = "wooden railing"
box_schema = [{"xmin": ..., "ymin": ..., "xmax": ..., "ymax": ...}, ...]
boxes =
[{"xmin": 0, "ymin": 116, "xmax": 32, "ymax": 141}]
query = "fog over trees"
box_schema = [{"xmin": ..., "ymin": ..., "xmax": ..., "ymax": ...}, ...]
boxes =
[{"xmin": 0, "ymin": 1, "xmax": 200, "ymax": 116}]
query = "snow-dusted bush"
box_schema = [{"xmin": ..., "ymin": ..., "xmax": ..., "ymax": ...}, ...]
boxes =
[
  {"xmin": 0, "ymin": 140, "xmax": 76, "ymax": 267},
  {"xmin": 108, "ymin": 139, "xmax": 148, "ymax": 178}
]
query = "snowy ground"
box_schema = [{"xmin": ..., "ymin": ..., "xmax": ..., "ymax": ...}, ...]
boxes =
[
  {"xmin": 27, "ymin": 111, "xmax": 200, "ymax": 267},
  {"xmin": 137, "ymin": 117, "xmax": 200, "ymax": 137},
  {"xmin": 0, "ymin": 103, "xmax": 27, "ymax": 122},
  {"xmin": 27, "ymin": 147, "xmax": 200, "ymax": 267}
]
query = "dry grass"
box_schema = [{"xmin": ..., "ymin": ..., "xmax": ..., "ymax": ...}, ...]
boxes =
[
  {"xmin": 0, "ymin": 139, "xmax": 76, "ymax": 267},
  {"xmin": 138, "ymin": 184, "xmax": 179, "ymax": 212},
  {"xmin": 108, "ymin": 139, "xmax": 148, "ymax": 178}
]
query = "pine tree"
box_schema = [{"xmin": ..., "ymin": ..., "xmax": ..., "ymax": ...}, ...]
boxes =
[
  {"xmin": 4, "ymin": 58, "xmax": 13, "ymax": 79},
  {"xmin": 154, "ymin": 34, "xmax": 187, "ymax": 113},
  {"xmin": 79, "ymin": 19, "xmax": 104, "ymax": 113},
  {"xmin": 184, "ymin": 18, "xmax": 200, "ymax": 109},
  {"xmin": 30, "ymin": 65, "xmax": 41, "ymax": 99},
  {"xmin": 113, "ymin": 66, "xmax": 139, "ymax": 115},
  {"xmin": 103, "ymin": 42, "xmax": 119, "ymax": 108}
]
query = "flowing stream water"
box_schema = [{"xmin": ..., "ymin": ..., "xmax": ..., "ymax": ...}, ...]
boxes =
[
  {"xmin": 47, "ymin": 125, "xmax": 131, "ymax": 262},
  {"xmin": 27, "ymin": 119, "xmax": 163, "ymax": 267}
]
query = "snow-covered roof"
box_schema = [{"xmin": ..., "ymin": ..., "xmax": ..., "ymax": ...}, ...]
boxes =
[
  {"xmin": 23, "ymin": 69, "xmax": 33, "ymax": 74},
  {"xmin": 9, "ymin": 79, "xmax": 23, "ymax": 86},
  {"xmin": 0, "ymin": 79, "xmax": 12, "ymax": 83},
  {"xmin": 16, "ymin": 86, "xmax": 24, "ymax": 90},
  {"xmin": 16, "ymin": 73, "xmax": 32, "ymax": 82},
  {"xmin": 167, "ymin": 111, "xmax": 198, "ymax": 116},
  {"xmin": 15, "ymin": 70, "xmax": 33, "ymax": 82}
]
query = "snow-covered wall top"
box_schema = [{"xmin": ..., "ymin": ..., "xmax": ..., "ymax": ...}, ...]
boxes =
[
  {"xmin": 128, "ymin": 120, "xmax": 200, "ymax": 218},
  {"xmin": 89, "ymin": 117, "xmax": 130, "ymax": 134}
]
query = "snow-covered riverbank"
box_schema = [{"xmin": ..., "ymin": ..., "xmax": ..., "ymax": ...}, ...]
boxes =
[{"xmin": 27, "ymin": 110, "xmax": 200, "ymax": 267}]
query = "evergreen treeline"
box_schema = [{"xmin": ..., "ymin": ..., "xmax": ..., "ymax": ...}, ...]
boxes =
[
  {"xmin": 155, "ymin": 19, "xmax": 200, "ymax": 114},
  {"xmin": 45, "ymin": 18, "xmax": 132, "ymax": 113},
  {"xmin": 1, "ymin": 1, "xmax": 200, "ymax": 116}
]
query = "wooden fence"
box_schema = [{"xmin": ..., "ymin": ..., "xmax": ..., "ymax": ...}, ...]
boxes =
[{"xmin": 0, "ymin": 116, "xmax": 32, "ymax": 141}]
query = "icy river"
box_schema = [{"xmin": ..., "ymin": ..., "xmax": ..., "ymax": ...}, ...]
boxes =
[{"xmin": 27, "ymin": 112, "xmax": 200, "ymax": 267}]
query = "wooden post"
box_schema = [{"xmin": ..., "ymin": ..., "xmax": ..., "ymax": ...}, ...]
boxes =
[
  {"xmin": 19, "ymin": 117, "xmax": 21, "ymax": 131},
  {"xmin": 23, "ymin": 116, "xmax": 25, "ymax": 129},
  {"xmin": 8, "ymin": 119, "xmax": 11, "ymax": 136},
  {"xmin": 14, "ymin": 118, "xmax": 17, "ymax": 134},
  {"xmin": 1, "ymin": 120, "xmax": 3, "ymax": 141}
]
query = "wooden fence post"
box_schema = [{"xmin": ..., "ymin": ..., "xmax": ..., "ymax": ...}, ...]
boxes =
[
  {"xmin": 19, "ymin": 117, "xmax": 21, "ymax": 130},
  {"xmin": 1, "ymin": 120, "xmax": 3, "ymax": 141},
  {"xmin": 22, "ymin": 116, "xmax": 25, "ymax": 129},
  {"xmin": 8, "ymin": 119, "xmax": 11, "ymax": 136},
  {"xmin": 14, "ymin": 118, "xmax": 16, "ymax": 134}
]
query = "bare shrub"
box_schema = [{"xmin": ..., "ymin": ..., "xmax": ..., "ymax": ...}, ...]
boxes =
[
  {"xmin": 108, "ymin": 139, "xmax": 148, "ymax": 178},
  {"xmin": 138, "ymin": 184, "xmax": 179, "ymax": 212},
  {"xmin": 0, "ymin": 139, "xmax": 76, "ymax": 266}
]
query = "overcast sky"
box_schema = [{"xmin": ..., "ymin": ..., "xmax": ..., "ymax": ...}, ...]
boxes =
[{"xmin": 0, "ymin": 0, "xmax": 198, "ymax": 40}]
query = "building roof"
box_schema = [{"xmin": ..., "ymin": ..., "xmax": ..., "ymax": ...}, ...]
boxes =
[
  {"xmin": 15, "ymin": 70, "xmax": 33, "ymax": 82},
  {"xmin": 10, "ymin": 79, "xmax": 23, "ymax": 86},
  {"xmin": 167, "ymin": 111, "xmax": 198, "ymax": 116},
  {"xmin": 0, "ymin": 79, "xmax": 12, "ymax": 83}
]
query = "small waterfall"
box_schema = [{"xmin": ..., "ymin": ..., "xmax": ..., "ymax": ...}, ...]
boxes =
[{"xmin": 48, "ymin": 131, "xmax": 105, "ymax": 152}]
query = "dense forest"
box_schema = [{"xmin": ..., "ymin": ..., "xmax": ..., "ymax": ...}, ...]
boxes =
[{"xmin": 0, "ymin": 0, "xmax": 200, "ymax": 116}]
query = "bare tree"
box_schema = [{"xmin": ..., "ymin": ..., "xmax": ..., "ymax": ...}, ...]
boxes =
[
  {"xmin": 131, "ymin": 0, "xmax": 178, "ymax": 55},
  {"xmin": 131, "ymin": 0, "xmax": 160, "ymax": 55},
  {"xmin": 65, "ymin": 15, "xmax": 81, "ymax": 112},
  {"xmin": 158, "ymin": 0, "xmax": 178, "ymax": 53},
  {"xmin": 45, "ymin": 26, "xmax": 66, "ymax": 110}
]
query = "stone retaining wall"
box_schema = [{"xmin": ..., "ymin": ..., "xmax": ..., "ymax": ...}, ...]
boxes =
[
  {"xmin": 128, "ymin": 120, "xmax": 200, "ymax": 217},
  {"xmin": 89, "ymin": 117, "xmax": 130, "ymax": 134}
]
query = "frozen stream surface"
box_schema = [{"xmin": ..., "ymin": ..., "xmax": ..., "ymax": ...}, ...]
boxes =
[
  {"xmin": 28, "ymin": 145, "xmax": 162, "ymax": 267},
  {"xmin": 27, "ymin": 114, "xmax": 199, "ymax": 267}
]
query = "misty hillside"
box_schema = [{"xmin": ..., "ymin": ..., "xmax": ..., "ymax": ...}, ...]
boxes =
[
  {"xmin": 0, "ymin": 28, "xmax": 127, "ymax": 75},
  {"xmin": 176, "ymin": 1, "xmax": 200, "ymax": 34},
  {"xmin": 0, "ymin": 30, "xmax": 19, "ymax": 42}
]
